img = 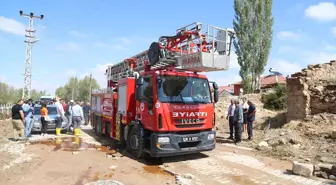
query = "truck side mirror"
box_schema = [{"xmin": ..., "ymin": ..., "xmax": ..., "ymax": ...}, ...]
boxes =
[
  {"xmin": 136, "ymin": 77, "xmax": 144, "ymax": 85},
  {"xmin": 212, "ymin": 82, "xmax": 218, "ymax": 90},
  {"xmin": 136, "ymin": 86, "xmax": 143, "ymax": 100},
  {"xmin": 213, "ymin": 90, "xmax": 219, "ymax": 103}
]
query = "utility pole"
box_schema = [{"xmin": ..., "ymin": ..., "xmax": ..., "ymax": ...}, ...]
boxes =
[{"xmin": 19, "ymin": 10, "xmax": 44, "ymax": 99}]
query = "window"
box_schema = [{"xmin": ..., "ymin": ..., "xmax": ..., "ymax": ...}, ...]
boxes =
[
  {"xmin": 157, "ymin": 75, "xmax": 211, "ymax": 104},
  {"xmin": 142, "ymin": 77, "xmax": 153, "ymax": 101},
  {"xmin": 34, "ymin": 107, "xmax": 58, "ymax": 115}
]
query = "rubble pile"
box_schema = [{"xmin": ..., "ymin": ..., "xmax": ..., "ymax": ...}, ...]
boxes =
[
  {"xmin": 287, "ymin": 60, "xmax": 336, "ymax": 121},
  {"xmin": 292, "ymin": 161, "xmax": 336, "ymax": 181}
]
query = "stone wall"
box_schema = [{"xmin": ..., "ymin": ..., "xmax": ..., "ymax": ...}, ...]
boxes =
[{"xmin": 287, "ymin": 60, "xmax": 336, "ymax": 121}]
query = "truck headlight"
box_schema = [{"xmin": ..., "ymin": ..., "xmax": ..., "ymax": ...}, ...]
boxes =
[
  {"xmin": 208, "ymin": 133, "xmax": 215, "ymax": 140},
  {"xmin": 157, "ymin": 137, "xmax": 170, "ymax": 144}
]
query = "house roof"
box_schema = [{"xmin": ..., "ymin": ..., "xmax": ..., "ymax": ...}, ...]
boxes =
[
  {"xmin": 218, "ymin": 85, "xmax": 234, "ymax": 92},
  {"xmin": 231, "ymin": 74, "xmax": 286, "ymax": 87},
  {"xmin": 210, "ymin": 85, "xmax": 234, "ymax": 92}
]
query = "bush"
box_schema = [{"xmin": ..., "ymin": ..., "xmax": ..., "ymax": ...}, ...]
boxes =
[{"xmin": 262, "ymin": 85, "xmax": 287, "ymax": 110}]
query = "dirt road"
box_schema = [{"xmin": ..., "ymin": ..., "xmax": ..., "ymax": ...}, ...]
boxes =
[{"xmin": 0, "ymin": 122, "xmax": 334, "ymax": 185}]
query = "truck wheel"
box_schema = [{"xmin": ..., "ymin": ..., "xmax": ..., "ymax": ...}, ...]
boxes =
[
  {"xmin": 127, "ymin": 125, "xmax": 144, "ymax": 159},
  {"xmin": 95, "ymin": 121, "xmax": 102, "ymax": 137},
  {"xmin": 119, "ymin": 123, "xmax": 126, "ymax": 148}
]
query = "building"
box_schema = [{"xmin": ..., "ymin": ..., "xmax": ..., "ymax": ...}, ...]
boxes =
[
  {"xmin": 210, "ymin": 85, "xmax": 234, "ymax": 95},
  {"xmin": 231, "ymin": 74, "xmax": 286, "ymax": 95}
]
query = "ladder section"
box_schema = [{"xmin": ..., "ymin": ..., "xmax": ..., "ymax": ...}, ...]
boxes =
[
  {"xmin": 154, "ymin": 22, "xmax": 236, "ymax": 72},
  {"xmin": 105, "ymin": 22, "xmax": 236, "ymax": 85}
]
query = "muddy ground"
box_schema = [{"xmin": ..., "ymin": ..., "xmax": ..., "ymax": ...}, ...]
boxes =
[
  {"xmin": 215, "ymin": 94, "xmax": 336, "ymax": 165},
  {"xmin": 0, "ymin": 120, "xmax": 335, "ymax": 185}
]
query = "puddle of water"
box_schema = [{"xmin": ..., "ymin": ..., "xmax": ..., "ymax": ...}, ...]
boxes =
[
  {"xmin": 28, "ymin": 137, "xmax": 116, "ymax": 155},
  {"xmin": 143, "ymin": 165, "xmax": 172, "ymax": 176},
  {"xmin": 231, "ymin": 175, "xmax": 258, "ymax": 185},
  {"xmin": 92, "ymin": 171, "xmax": 100, "ymax": 181},
  {"xmin": 89, "ymin": 171, "xmax": 114, "ymax": 182}
]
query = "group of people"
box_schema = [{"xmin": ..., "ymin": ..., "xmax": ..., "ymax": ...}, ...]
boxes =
[
  {"xmin": 226, "ymin": 97, "xmax": 256, "ymax": 144},
  {"xmin": 10, "ymin": 97, "xmax": 91, "ymax": 141}
]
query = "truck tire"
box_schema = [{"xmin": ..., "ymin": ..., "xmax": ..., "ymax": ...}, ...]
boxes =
[
  {"xmin": 95, "ymin": 119, "xmax": 102, "ymax": 137},
  {"xmin": 119, "ymin": 122, "xmax": 126, "ymax": 148},
  {"xmin": 127, "ymin": 125, "xmax": 144, "ymax": 159}
]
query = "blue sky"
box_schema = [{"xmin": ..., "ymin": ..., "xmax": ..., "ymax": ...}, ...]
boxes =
[{"xmin": 1, "ymin": 0, "xmax": 336, "ymax": 94}]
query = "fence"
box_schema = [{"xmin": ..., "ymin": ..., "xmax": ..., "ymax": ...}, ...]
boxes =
[{"xmin": 0, "ymin": 104, "xmax": 14, "ymax": 117}]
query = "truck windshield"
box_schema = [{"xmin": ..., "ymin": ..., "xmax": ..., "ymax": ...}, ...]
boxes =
[{"xmin": 157, "ymin": 75, "xmax": 211, "ymax": 104}]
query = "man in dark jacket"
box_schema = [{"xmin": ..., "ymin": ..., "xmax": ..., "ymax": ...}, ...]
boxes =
[
  {"xmin": 65, "ymin": 100, "xmax": 74, "ymax": 133},
  {"xmin": 233, "ymin": 99, "xmax": 243, "ymax": 144},
  {"xmin": 247, "ymin": 100, "xmax": 256, "ymax": 140}
]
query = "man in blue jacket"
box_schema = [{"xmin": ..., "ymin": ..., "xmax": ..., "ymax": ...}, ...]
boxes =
[
  {"xmin": 233, "ymin": 99, "xmax": 243, "ymax": 144},
  {"xmin": 22, "ymin": 99, "xmax": 34, "ymax": 137}
]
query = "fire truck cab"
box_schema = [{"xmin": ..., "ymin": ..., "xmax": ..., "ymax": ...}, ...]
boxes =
[{"xmin": 90, "ymin": 22, "xmax": 235, "ymax": 158}]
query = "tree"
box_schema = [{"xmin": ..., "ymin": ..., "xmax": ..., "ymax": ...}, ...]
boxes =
[
  {"xmin": 233, "ymin": 0, "xmax": 274, "ymax": 93},
  {"xmin": 0, "ymin": 81, "xmax": 46, "ymax": 104},
  {"xmin": 55, "ymin": 75, "xmax": 100, "ymax": 102}
]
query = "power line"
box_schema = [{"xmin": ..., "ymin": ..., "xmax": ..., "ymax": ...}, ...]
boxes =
[{"xmin": 19, "ymin": 10, "xmax": 44, "ymax": 99}]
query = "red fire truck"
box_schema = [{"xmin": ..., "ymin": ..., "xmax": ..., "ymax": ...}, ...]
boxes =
[{"xmin": 90, "ymin": 22, "xmax": 235, "ymax": 158}]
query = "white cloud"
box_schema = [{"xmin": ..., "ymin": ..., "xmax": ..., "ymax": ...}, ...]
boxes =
[
  {"xmin": 68, "ymin": 30, "xmax": 86, "ymax": 37},
  {"xmin": 277, "ymin": 31, "xmax": 301, "ymax": 40},
  {"xmin": 278, "ymin": 46, "xmax": 294, "ymax": 53},
  {"xmin": 93, "ymin": 36, "xmax": 156, "ymax": 51},
  {"xmin": 207, "ymin": 73, "xmax": 241, "ymax": 86},
  {"xmin": 304, "ymin": 2, "xmax": 336, "ymax": 22},
  {"xmin": 229, "ymin": 53, "xmax": 240, "ymax": 69},
  {"xmin": 31, "ymin": 80, "xmax": 56, "ymax": 94},
  {"xmin": 267, "ymin": 59, "xmax": 302, "ymax": 75},
  {"xmin": 331, "ymin": 26, "xmax": 336, "ymax": 37},
  {"xmin": 0, "ymin": 16, "xmax": 25, "ymax": 35},
  {"xmin": 55, "ymin": 42, "xmax": 81, "ymax": 52},
  {"xmin": 305, "ymin": 51, "xmax": 336, "ymax": 65},
  {"xmin": 0, "ymin": 75, "xmax": 7, "ymax": 82},
  {"xmin": 91, "ymin": 63, "xmax": 114, "ymax": 88},
  {"xmin": 66, "ymin": 69, "xmax": 77, "ymax": 76}
]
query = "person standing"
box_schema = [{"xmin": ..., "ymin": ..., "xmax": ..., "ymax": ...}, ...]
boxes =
[
  {"xmin": 65, "ymin": 100, "xmax": 74, "ymax": 133},
  {"xmin": 226, "ymin": 99, "xmax": 235, "ymax": 140},
  {"xmin": 83, "ymin": 102, "xmax": 91, "ymax": 126},
  {"xmin": 247, "ymin": 100, "xmax": 256, "ymax": 140},
  {"xmin": 40, "ymin": 103, "xmax": 48, "ymax": 136},
  {"xmin": 233, "ymin": 99, "xmax": 243, "ymax": 144},
  {"xmin": 241, "ymin": 97, "xmax": 249, "ymax": 133},
  {"xmin": 22, "ymin": 99, "xmax": 34, "ymax": 137},
  {"xmin": 71, "ymin": 101, "xmax": 84, "ymax": 136},
  {"xmin": 60, "ymin": 99, "xmax": 67, "ymax": 113},
  {"xmin": 11, "ymin": 99, "xmax": 25, "ymax": 141},
  {"xmin": 54, "ymin": 97, "xmax": 65, "ymax": 136}
]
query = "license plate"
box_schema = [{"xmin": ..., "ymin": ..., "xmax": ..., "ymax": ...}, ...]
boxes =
[{"xmin": 182, "ymin": 136, "xmax": 199, "ymax": 142}]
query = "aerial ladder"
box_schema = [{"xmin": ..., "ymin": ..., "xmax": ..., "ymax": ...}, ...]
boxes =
[{"xmin": 102, "ymin": 22, "xmax": 236, "ymax": 89}]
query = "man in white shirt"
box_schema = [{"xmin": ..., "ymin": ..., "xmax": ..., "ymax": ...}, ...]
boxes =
[
  {"xmin": 71, "ymin": 101, "xmax": 83, "ymax": 136},
  {"xmin": 226, "ymin": 99, "xmax": 236, "ymax": 140},
  {"xmin": 54, "ymin": 97, "xmax": 65, "ymax": 132}
]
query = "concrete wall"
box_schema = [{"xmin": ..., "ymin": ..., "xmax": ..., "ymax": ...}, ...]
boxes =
[{"xmin": 286, "ymin": 60, "xmax": 336, "ymax": 121}]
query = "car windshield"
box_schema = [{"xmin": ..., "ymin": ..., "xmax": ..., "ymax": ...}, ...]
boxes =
[
  {"xmin": 40, "ymin": 98, "xmax": 52, "ymax": 102},
  {"xmin": 157, "ymin": 75, "xmax": 211, "ymax": 104},
  {"xmin": 34, "ymin": 107, "xmax": 58, "ymax": 115}
]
